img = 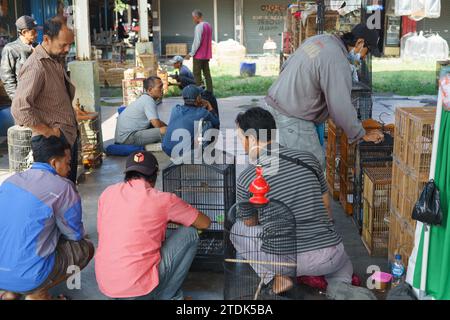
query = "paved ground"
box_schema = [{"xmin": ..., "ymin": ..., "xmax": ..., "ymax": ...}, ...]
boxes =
[{"xmin": 0, "ymin": 94, "xmax": 438, "ymax": 300}]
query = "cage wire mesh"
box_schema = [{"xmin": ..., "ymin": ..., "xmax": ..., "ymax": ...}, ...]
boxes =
[
  {"xmin": 353, "ymin": 133, "xmax": 394, "ymax": 232},
  {"xmin": 163, "ymin": 151, "xmax": 236, "ymax": 270},
  {"xmin": 362, "ymin": 167, "xmax": 392, "ymax": 257},
  {"xmin": 224, "ymin": 200, "xmax": 298, "ymax": 300},
  {"xmin": 352, "ymin": 83, "xmax": 373, "ymax": 121},
  {"xmin": 7, "ymin": 126, "xmax": 33, "ymax": 173}
]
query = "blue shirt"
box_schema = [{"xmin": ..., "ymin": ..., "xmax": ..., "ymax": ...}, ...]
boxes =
[
  {"xmin": 0, "ymin": 163, "xmax": 84, "ymax": 292},
  {"xmin": 179, "ymin": 65, "xmax": 194, "ymax": 80},
  {"xmin": 162, "ymin": 104, "xmax": 220, "ymax": 157}
]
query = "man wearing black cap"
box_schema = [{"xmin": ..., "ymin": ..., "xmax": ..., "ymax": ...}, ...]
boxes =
[
  {"xmin": 96, "ymin": 151, "xmax": 211, "ymax": 300},
  {"xmin": 162, "ymin": 85, "xmax": 220, "ymax": 158},
  {"xmin": 0, "ymin": 15, "xmax": 37, "ymax": 100},
  {"xmin": 265, "ymin": 23, "xmax": 384, "ymax": 170}
]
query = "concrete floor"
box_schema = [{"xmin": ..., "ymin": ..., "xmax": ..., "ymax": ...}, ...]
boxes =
[{"xmin": 0, "ymin": 94, "xmax": 437, "ymax": 300}]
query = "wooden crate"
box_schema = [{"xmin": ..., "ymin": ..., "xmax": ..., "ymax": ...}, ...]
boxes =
[
  {"xmin": 137, "ymin": 54, "xmax": 158, "ymax": 74},
  {"xmin": 106, "ymin": 68, "xmax": 126, "ymax": 87},
  {"xmin": 361, "ymin": 167, "xmax": 392, "ymax": 257},
  {"xmin": 122, "ymin": 79, "xmax": 145, "ymax": 106},
  {"xmin": 166, "ymin": 43, "xmax": 188, "ymax": 57}
]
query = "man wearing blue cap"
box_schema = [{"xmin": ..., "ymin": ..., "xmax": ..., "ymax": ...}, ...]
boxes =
[
  {"xmin": 168, "ymin": 55, "xmax": 195, "ymax": 90},
  {"xmin": 162, "ymin": 85, "xmax": 220, "ymax": 158}
]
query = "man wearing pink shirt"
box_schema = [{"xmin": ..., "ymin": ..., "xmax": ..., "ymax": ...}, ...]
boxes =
[
  {"xmin": 185, "ymin": 9, "xmax": 213, "ymax": 93},
  {"xmin": 95, "ymin": 151, "xmax": 211, "ymax": 300}
]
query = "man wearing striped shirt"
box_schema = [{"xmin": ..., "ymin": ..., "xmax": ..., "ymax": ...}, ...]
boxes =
[
  {"xmin": 11, "ymin": 17, "xmax": 78, "ymax": 183},
  {"xmin": 232, "ymin": 107, "xmax": 353, "ymax": 295}
]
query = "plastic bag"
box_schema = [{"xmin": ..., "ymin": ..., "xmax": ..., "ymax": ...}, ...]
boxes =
[
  {"xmin": 412, "ymin": 180, "xmax": 443, "ymax": 226},
  {"xmin": 426, "ymin": 34, "xmax": 449, "ymax": 60},
  {"xmin": 395, "ymin": 0, "xmax": 413, "ymax": 16},
  {"xmin": 425, "ymin": 0, "xmax": 441, "ymax": 18},
  {"xmin": 410, "ymin": 0, "xmax": 426, "ymax": 21},
  {"xmin": 400, "ymin": 32, "xmax": 415, "ymax": 59}
]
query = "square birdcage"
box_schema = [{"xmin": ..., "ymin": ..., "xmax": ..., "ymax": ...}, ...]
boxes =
[
  {"xmin": 352, "ymin": 82, "xmax": 373, "ymax": 121},
  {"xmin": 353, "ymin": 133, "xmax": 394, "ymax": 233},
  {"xmin": 362, "ymin": 167, "xmax": 392, "ymax": 257},
  {"xmin": 7, "ymin": 126, "xmax": 33, "ymax": 173},
  {"xmin": 162, "ymin": 151, "xmax": 236, "ymax": 271}
]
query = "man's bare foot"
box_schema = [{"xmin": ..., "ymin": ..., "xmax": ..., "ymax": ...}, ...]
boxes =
[
  {"xmin": 0, "ymin": 291, "xmax": 20, "ymax": 300},
  {"xmin": 273, "ymin": 275, "xmax": 294, "ymax": 294}
]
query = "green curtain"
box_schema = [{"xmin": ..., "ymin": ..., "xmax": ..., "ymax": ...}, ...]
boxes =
[{"xmin": 413, "ymin": 110, "xmax": 450, "ymax": 300}]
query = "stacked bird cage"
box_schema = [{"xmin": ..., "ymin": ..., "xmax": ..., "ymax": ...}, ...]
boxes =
[
  {"xmin": 353, "ymin": 129, "xmax": 394, "ymax": 233},
  {"xmin": 7, "ymin": 126, "xmax": 33, "ymax": 173},
  {"xmin": 389, "ymin": 107, "xmax": 435, "ymax": 265},
  {"xmin": 224, "ymin": 199, "xmax": 297, "ymax": 300},
  {"xmin": 163, "ymin": 151, "xmax": 236, "ymax": 271},
  {"xmin": 122, "ymin": 78, "xmax": 145, "ymax": 106},
  {"xmin": 165, "ymin": 43, "xmax": 188, "ymax": 57},
  {"xmin": 362, "ymin": 167, "xmax": 392, "ymax": 257}
]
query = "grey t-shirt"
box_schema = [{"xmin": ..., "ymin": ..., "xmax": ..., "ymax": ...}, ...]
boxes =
[{"xmin": 115, "ymin": 94, "xmax": 159, "ymax": 144}]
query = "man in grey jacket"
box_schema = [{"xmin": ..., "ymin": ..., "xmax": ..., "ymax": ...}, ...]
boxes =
[
  {"xmin": 0, "ymin": 16, "xmax": 37, "ymax": 100},
  {"xmin": 265, "ymin": 24, "xmax": 384, "ymax": 170}
]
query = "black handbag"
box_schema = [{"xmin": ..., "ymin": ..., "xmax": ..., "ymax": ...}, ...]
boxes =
[{"xmin": 412, "ymin": 180, "xmax": 443, "ymax": 226}]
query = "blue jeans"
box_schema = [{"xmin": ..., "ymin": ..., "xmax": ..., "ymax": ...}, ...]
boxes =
[{"xmin": 117, "ymin": 226, "xmax": 199, "ymax": 300}]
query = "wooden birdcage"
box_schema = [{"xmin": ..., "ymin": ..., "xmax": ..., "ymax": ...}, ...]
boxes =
[
  {"xmin": 388, "ymin": 209, "xmax": 415, "ymax": 268},
  {"xmin": 362, "ymin": 167, "xmax": 392, "ymax": 257},
  {"xmin": 326, "ymin": 119, "xmax": 342, "ymax": 200},
  {"xmin": 393, "ymin": 107, "xmax": 436, "ymax": 176}
]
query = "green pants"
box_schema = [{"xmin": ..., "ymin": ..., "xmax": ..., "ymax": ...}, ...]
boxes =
[{"xmin": 193, "ymin": 59, "xmax": 213, "ymax": 93}]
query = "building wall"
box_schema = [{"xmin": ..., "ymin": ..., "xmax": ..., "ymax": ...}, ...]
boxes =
[
  {"xmin": 160, "ymin": 0, "xmax": 215, "ymax": 55},
  {"xmin": 417, "ymin": 0, "xmax": 450, "ymax": 46},
  {"xmin": 242, "ymin": 0, "xmax": 289, "ymax": 54},
  {"xmin": 218, "ymin": 0, "xmax": 234, "ymax": 42},
  {"xmin": 158, "ymin": 0, "xmax": 291, "ymax": 56}
]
